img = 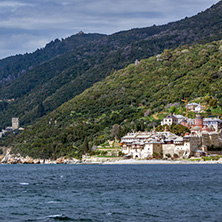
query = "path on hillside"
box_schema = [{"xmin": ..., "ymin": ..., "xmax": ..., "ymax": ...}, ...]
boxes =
[{"xmin": 153, "ymin": 113, "xmax": 159, "ymax": 120}]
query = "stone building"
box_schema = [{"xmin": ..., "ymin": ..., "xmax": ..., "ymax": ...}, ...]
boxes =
[
  {"xmin": 203, "ymin": 117, "xmax": 222, "ymax": 132},
  {"xmin": 161, "ymin": 114, "xmax": 178, "ymax": 126},
  {"xmin": 186, "ymin": 103, "xmax": 205, "ymax": 112},
  {"xmin": 120, "ymin": 131, "xmax": 198, "ymax": 159},
  {"xmin": 120, "ymin": 127, "xmax": 222, "ymax": 159},
  {"xmin": 12, "ymin": 118, "xmax": 19, "ymax": 130}
]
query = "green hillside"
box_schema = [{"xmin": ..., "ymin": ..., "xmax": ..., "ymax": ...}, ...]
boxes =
[
  {"xmin": 0, "ymin": 32, "xmax": 105, "ymax": 84},
  {"xmin": 0, "ymin": 1, "xmax": 222, "ymax": 129},
  {"xmin": 9, "ymin": 40, "xmax": 222, "ymax": 159}
]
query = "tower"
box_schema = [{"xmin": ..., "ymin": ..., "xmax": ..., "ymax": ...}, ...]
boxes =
[
  {"xmin": 12, "ymin": 118, "xmax": 19, "ymax": 130},
  {"xmin": 194, "ymin": 113, "xmax": 203, "ymax": 128}
]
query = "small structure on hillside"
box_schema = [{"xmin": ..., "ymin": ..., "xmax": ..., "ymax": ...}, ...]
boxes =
[
  {"xmin": 12, "ymin": 118, "xmax": 19, "ymax": 130},
  {"xmin": 161, "ymin": 114, "xmax": 178, "ymax": 126},
  {"xmin": 135, "ymin": 59, "xmax": 140, "ymax": 66},
  {"xmin": 0, "ymin": 117, "xmax": 23, "ymax": 138},
  {"xmin": 186, "ymin": 103, "xmax": 205, "ymax": 113}
]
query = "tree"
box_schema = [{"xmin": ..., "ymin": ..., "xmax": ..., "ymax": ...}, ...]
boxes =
[
  {"xmin": 36, "ymin": 102, "xmax": 45, "ymax": 118},
  {"xmin": 204, "ymin": 96, "xmax": 211, "ymax": 104},
  {"xmin": 170, "ymin": 124, "xmax": 190, "ymax": 136},
  {"xmin": 156, "ymin": 124, "xmax": 170, "ymax": 132},
  {"xmin": 83, "ymin": 137, "xmax": 89, "ymax": 154},
  {"xmin": 209, "ymin": 99, "xmax": 218, "ymax": 108},
  {"xmin": 117, "ymin": 126, "xmax": 123, "ymax": 140},
  {"xmin": 111, "ymin": 124, "xmax": 119, "ymax": 140},
  {"xmin": 156, "ymin": 124, "xmax": 190, "ymax": 136},
  {"xmin": 168, "ymin": 106, "xmax": 178, "ymax": 114}
]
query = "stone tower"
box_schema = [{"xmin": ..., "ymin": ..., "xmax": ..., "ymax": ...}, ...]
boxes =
[
  {"xmin": 12, "ymin": 118, "xmax": 19, "ymax": 130},
  {"xmin": 194, "ymin": 113, "xmax": 203, "ymax": 128}
]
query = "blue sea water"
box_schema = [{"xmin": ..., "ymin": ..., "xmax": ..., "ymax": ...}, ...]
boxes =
[{"xmin": 0, "ymin": 164, "xmax": 221, "ymax": 222}]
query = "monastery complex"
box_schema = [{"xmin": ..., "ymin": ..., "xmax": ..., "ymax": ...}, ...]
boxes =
[{"xmin": 121, "ymin": 113, "xmax": 222, "ymax": 159}]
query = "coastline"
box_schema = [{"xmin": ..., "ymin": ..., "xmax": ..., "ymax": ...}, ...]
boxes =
[
  {"xmin": 0, "ymin": 159, "xmax": 221, "ymax": 165},
  {"xmin": 1, "ymin": 152, "xmax": 222, "ymax": 165},
  {"xmin": 101, "ymin": 159, "xmax": 222, "ymax": 165}
]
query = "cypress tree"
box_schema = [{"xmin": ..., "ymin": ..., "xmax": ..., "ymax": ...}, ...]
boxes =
[{"xmin": 83, "ymin": 137, "xmax": 89, "ymax": 154}]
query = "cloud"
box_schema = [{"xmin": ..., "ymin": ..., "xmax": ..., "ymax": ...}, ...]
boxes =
[
  {"xmin": 0, "ymin": 0, "xmax": 218, "ymax": 59},
  {"xmin": 0, "ymin": 1, "xmax": 33, "ymax": 8}
]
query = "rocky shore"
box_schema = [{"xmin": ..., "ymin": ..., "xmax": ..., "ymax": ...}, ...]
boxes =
[{"xmin": 0, "ymin": 153, "xmax": 81, "ymax": 164}]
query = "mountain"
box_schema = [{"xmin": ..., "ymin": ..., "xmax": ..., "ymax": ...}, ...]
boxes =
[
  {"xmin": 0, "ymin": 32, "xmax": 105, "ymax": 84},
  {"xmin": 0, "ymin": 1, "xmax": 222, "ymax": 129},
  {"xmin": 8, "ymin": 39, "xmax": 222, "ymax": 159}
]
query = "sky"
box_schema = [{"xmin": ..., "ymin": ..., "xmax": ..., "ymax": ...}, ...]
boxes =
[{"xmin": 0, "ymin": 0, "xmax": 219, "ymax": 59}]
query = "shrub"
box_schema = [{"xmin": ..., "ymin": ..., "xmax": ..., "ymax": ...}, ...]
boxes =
[
  {"xmin": 165, "ymin": 153, "xmax": 171, "ymax": 158},
  {"xmin": 173, "ymin": 153, "xmax": 179, "ymax": 158},
  {"xmin": 153, "ymin": 152, "xmax": 162, "ymax": 159},
  {"xmin": 118, "ymin": 151, "xmax": 123, "ymax": 156}
]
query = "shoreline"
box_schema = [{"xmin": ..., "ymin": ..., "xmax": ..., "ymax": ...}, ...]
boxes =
[
  {"xmin": 101, "ymin": 159, "xmax": 222, "ymax": 165},
  {"xmin": 0, "ymin": 160, "xmax": 221, "ymax": 165},
  {"xmin": 1, "ymin": 153, "xmax": 222, "ymax": 165}
]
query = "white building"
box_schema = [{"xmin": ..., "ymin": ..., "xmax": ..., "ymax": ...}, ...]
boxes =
[
  {"xmin": 174, "ymin": 115, "xmax": 186, "ymax": 124},
  {"xmin": 120, "ymin": 131, "xmax": 198, "ymax": 159},
  {"xmin": 186, "ymin": 103, "xmax": 205, "ymax": 113},
  {"xmin": 203, "ymin": 117, "xmax": 222, "ymax": 132},
  {"xmin": 161, "ymin": 114, "xmax": 178, "ymax": 126}
]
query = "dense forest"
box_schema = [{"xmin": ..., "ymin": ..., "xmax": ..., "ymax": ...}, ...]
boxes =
[
  {"xmin": 0, "ymin": 33, "xmax": 105, "ymax": 84},
  {"xmin": 8, "ymin": 40, "xmax": 222, "ymax": 159},
  {"xmin": 0, "ymin": 1, "xmax": 222, "ymax": 129}
]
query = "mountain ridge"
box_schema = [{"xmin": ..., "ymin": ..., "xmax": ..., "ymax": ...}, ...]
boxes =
[{"xmin": 0, "ymin": 0, "xmax": 222, "ymax": 130}]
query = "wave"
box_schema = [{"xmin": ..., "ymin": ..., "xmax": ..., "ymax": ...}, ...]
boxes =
[
  {"xmin": 19, "ymin": 183, "xmax": 29, "ymax": 185},
  {"xmin": 47, "ymin": 201, "xmax": 60, "ymax": 204},
  {"xmin": 39, "ymin": 214, "xmax": 74, "ymax": 221}
]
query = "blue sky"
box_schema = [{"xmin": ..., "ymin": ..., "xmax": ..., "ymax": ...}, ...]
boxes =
[{"xmin": 0, "ymin": 0, "xmax": 218, "ymax": 59}]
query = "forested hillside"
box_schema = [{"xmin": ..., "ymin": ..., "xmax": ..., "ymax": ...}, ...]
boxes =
[
  {"xmin": 0, "ymin": 1, "xmax": 222, "ymax": 129},
  {"xmin": 0, "ymin": 32, "xmax": 105, "ymax": 84},
  {"xmin": 9, "ymin": 40, "xmax": 222, "ymax": 159}
]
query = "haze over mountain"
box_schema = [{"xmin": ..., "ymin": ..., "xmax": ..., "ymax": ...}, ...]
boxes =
[{"xmin": 0, "ymin": 1, "xmax": 222, "ymax": 158}]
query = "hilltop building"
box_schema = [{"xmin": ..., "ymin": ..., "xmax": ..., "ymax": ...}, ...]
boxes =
[
  {"xmin": 161, "ymin": 113, "xmax": 222, "ymax": 132},
  {"xmin": 186, "ymin": 103, "xmax": 205, "ymax": 113},
  {"xmin": 203, "ymin": 118, "xmax": 222, "ymax": 132},
  {"xmin": 180, "ymin": 114, "xmax": 222, "ymax": 133},
  {"xmin": 135, "ymin": 59, "xmax": 140, "ymax": 66},
  {"xmin": 12, "ymin": 118, "xmax": 19, "ymax": 130},
  {"xmin": 161, "ymin": 114, "xmax": 178, "ymax": 126},
  {"xmin": 0, "ymin": 117, "xmax": 23, "ymax": 138}
]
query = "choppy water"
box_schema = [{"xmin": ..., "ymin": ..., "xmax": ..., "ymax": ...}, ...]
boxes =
[{"xmin": 0, "ymin": 164, "xmax": 221, "ymax": 222}]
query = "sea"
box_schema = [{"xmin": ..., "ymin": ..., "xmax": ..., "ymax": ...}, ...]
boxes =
[{"xmin": 0, "ymin": 164, "xmax": 221, "ymax": 222}]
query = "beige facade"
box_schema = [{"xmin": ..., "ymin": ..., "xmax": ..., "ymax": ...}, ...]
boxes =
[
  {"xmin": 12, "ymin": 118, "xmax": 19, "ymax": 130},
  {"xmin": 120, "ymin": 129, "xmax": 222, "ymax": 159},
  {"xmin": 161, "ymin": 114, "xmax": 178, "ymax": 126},
  {"xmin": 202, "ymin": 132, "xmax": 219, "ymax": 147},
  {"xmin": 121, "ymin": 131, "xmax": 197, "ymax": 159}
]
